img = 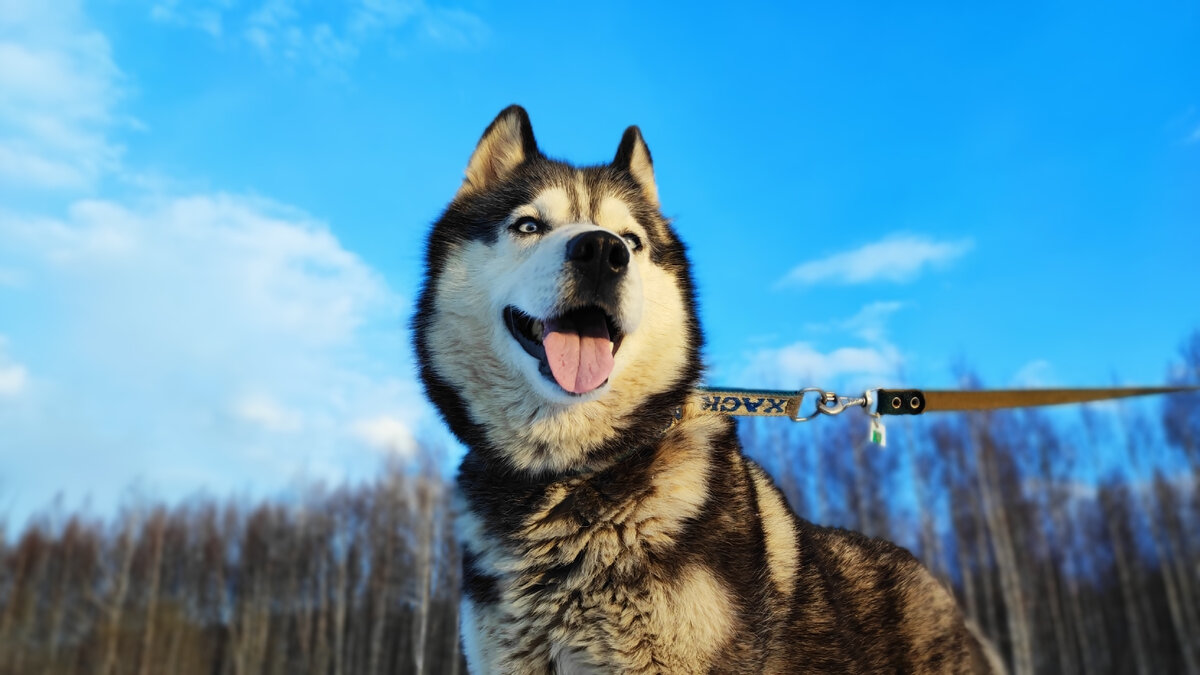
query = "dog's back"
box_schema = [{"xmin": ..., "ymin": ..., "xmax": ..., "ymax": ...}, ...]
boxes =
[{"xmin": 454, "ymin": 410, "xmax": 992, "ymax": 673}]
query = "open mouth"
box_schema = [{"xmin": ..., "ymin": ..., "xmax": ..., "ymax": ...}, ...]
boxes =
[{"xmin": 504, "ymin": 305, "xmax": 625, "ymax": 395}]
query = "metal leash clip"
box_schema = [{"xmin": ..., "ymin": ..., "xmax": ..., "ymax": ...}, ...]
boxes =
[
  {"xmin": 788, "ymin": 388, "xmax": 888, "ymax": 446},
  {"xmin": 788, "ymin": 388, "xmax": 874, "ymax": 422}
]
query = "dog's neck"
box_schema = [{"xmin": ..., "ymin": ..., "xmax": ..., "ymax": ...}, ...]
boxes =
[
  {"xmin": 558, "ymin": 406, "xmax": 682, "ymax": 478},
  {"xmin": 455, "ymin": 411, "xmax": 737, "ymax": 553},
  {"xmin": 459, "ymin": 403, "xmax": 712, "ymax": 489}
]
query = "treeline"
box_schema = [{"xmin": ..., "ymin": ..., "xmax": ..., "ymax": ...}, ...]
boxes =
[
  {"xmin": 1, "ymin": 333, "xmax": 1198, "ymax": 674},
  {"xmin": 0, "ymin": 468, "xmax": 463, "ymax": 675}
]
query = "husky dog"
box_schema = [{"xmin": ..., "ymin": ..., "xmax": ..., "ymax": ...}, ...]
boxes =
[{"xmin": 414, "ymin": 106, "xmax": 998, "ymax": 673}]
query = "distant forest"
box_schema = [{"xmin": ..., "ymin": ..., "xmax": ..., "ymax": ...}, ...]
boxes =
[{"xmin": 2, "ymin": 332, "xmax": 1198, "ymax": 674}]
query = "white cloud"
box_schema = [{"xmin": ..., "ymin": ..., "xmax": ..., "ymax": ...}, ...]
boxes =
[
  {"xmin": 0, "ymin": 193, "xmax": 433, "ymax": 515},
  {"xmin": 4, "ymin": 192, "xmax": 400, "ymax": 372},
  {"xmin": 408, "ymin": 6, "xmax": 489, "ymax": 49},
  {"xmin": 150, "ymin": 0, "xmax": 227, "ymax": 37},
  {"xmin": 0, "ymin": 0, "xmax": 124, "ymax": 190},
  {"xmin": 0, "ymin": 0, "xmax": 440, "ymax": 523},
  {"xmin": 778, "ymin": 235, "xmax": 973, "ymax": 288},
  {"xmin": 0, "ymin": 335, "xmax": 28, "ymax": 396},
  {"xmin": 352, "ymin": 414, "xmax": 418, "ymax": 457},
  {"xmin": 244, "ymin": 0, "xmax": 357, "ymax": 72},
  {"xmin": 151, "ymin": 0, "xmax": 488, "ymax": 74},
  {"xmin": 0, "ymin": 365, "xmax": 25, "ymax": 396},
  {"xmin": 0, "ymin": 266, "xmax": 22, "ymax": 287},
  {"xmin": 234, "ymin": 392, "xmax": 304, "ymax": 433},
  {"xmin": 1011, "ymin": 359, "xmax": 1055, "ymax": 388},
  {"xmin": 737, "ymin": 300, "xmax": 910, "ymax": 392},
  {"xmin": 805, "ymin": 300, "xmax": 904, "ymax": 344},
  {"xmin": 745, "ymin": 341, "xmax": 903, "ymax": 390}
]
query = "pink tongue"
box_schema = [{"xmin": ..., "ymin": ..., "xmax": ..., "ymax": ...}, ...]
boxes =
[{"xmin": 542, "ymin": 312, "xmax": 615, "ymax": 394}]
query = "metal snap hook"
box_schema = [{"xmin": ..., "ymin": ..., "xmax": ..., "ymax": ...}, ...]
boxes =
[
  {"xmin": 818, "ymin": 390, "xmax": 847, "ymax": 415},
  {"xmin": 789, "ymin": 388, "xmax": 827, "ymax": 422}
]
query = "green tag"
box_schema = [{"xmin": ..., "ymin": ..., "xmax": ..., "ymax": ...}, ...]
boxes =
[{"xmin": 869, "ymin": 417, "xmax": 886, "ymax": 447}]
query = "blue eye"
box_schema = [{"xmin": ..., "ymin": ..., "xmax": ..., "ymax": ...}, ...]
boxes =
[
  {"xmin": 622, "ymin": 233, "xmax": 643, "ymax": 252},
  {"xmin": 511, "ymin": 217, "xmax": 543, "ymax": 235}
]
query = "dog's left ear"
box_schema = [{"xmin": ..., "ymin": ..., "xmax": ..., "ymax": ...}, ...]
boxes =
[{"xmin": 613, "ymin": 126, "xmax": 659, "ymax": 208}]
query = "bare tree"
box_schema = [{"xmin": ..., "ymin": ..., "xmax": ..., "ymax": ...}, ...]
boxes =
[
  {"xmin": 99, "ymin": 515, "xmax": 137, "ymax": 675},
  {"xmin": 969, "ymin": 414, "xmax": 1033, "ymax": 675}
]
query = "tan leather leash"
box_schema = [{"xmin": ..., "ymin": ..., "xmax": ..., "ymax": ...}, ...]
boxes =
[
  {"xmin": 692, "ymin": 385, "xmax": 1200, "ymax": 446},
  {"xmin": 919, "ymin": 387, "xmax": 1195, "ymax": 411}
]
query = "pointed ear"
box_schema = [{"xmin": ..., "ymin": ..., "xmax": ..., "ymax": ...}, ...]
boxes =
[
  {"xmin": 458, "ymin": 105, "xmax": 539, "ymax": 197},
  {"xmin": 612, "ymin": 125, "xmax": 658, "ymax": 207}
]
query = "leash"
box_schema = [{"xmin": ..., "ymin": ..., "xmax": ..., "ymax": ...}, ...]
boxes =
[{"xmin": 693, "ymin": 385, "xmax": 1200, "ymax": 446}]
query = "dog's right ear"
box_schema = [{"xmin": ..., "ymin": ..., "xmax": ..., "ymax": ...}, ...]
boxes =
[{"xmin": 457, "ymin": 105, "xmax": 539, "ymax": 197}]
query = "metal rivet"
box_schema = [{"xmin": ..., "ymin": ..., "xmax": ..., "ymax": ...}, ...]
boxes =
[
  {"xmin": 891, "ymin": 396, "xmax": 902, "ymax": 409},
  {"xmin": 909, "ymin": 396, "xmax": 920, "ymax": 409}
]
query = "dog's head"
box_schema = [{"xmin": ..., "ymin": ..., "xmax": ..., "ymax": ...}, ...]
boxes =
[{"xmin": 414, "ymin": 106, "xmax": 702, "ymax": 474}]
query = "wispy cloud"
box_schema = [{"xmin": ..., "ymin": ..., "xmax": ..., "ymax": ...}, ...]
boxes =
[
  {"xmin": 149, "ymin": 0, "xmax": 227, "ymax": 37},
  {"xmin": 234, "ymin": 392, "xmax": 305, "ymax": 433},
  {"xmin": 739, "ymin": 302, "xmax": 907, "ymax": 390},
  {"xmin": 805, "ymin": 300, "xmax": 905, "ymax": 344},
  {"xmin": 151, "ymin": 0, "xmax": 489, "ymax": 74},
  {"xmin": 744, "ymin": 341, "xmax": 903, "ymax": 390},
  {"xmin": 0, "ymin": 335, "xmax": 28, "ymax": 397},
  {"xmin": 0, "ymin": 0, "xmax": 124, "ymax": 190},
  {"xmin": 0, "ymin": 193, "xmax": 432, "ymax": 513},
  {"xmin": 1011, "ymin": 359, "xmax": 1056, "ymax": 388},
  {"xmin": 0, "ymin": 0, "xmax": 439, "ymax": 522},
  {"xmin": 352, "ymin": 415, "xmax": 419, "ymax": 457},
  {"xmin": 405, "ymin": 6, "xmax": 489, "ymax": 50},
  {"xmin": 778, "ymin": 235, "xmax": 973, "ymax": 288},
  {"xmin": 0, "ymin": 266, "xmax": 24, "ymax": 288},
  {"xmin": 243, "ymin": 0, "xmax": 357, "ymax": 72}
]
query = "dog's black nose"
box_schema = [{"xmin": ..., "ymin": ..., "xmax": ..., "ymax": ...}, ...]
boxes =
[{"xmin": 566, "ymin": 230, "xmax": 629, "ymax": 278}]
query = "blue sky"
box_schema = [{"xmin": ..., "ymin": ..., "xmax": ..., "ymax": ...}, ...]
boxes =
[{"xmin": 1, "ymin": 0, "xmax": 1198, "ymax": 524}]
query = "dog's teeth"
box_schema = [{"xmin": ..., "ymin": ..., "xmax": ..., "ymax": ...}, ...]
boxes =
[{"xmin": 531, "ymin": 319, "xmax": 544, "ymax": 338}]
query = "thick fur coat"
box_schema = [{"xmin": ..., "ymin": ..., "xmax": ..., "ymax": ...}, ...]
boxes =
[{"xmin": 414, "ymin": 106, "xmax": 999, "ymax": 674}]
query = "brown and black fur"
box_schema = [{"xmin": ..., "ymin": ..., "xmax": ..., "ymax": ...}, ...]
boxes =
[{"xmin": 414, "ymin": 106, "xmax": 1000, "ymax": 673}]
